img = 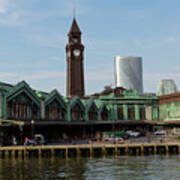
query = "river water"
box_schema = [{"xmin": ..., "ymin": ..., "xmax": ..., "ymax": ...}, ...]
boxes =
[{"xmin": 0, "ymin": 155, "xmax": 180, "ymax": 180}]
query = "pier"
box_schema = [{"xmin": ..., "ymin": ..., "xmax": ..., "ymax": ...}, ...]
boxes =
[{"xmin": 0, "ymin": 143, "xmax": 180, "ymax": 158}]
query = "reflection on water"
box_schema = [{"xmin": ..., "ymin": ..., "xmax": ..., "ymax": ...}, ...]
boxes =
[{"xmin": 0, "ymin": 155, "xmax": 180, "ymax": 180}]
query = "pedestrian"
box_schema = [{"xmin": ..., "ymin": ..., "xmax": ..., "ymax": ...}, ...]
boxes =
[{"xmin": 12, "ymin": 136, "xmax": 17, "ymax": 145}]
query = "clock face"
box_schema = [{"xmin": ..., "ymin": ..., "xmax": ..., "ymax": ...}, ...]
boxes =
[{"xmin": 73, "ymin": 49, "xmax": 80, "ymax": 57}]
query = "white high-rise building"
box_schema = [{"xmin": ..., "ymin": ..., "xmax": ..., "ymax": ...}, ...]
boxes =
[
  {"xmin": 114, "ymin": 56, "xmax": 143, "ymax": 94},
  {"xmin": 157, "ymin": 79, "xmax": 177, "ymax": 96}
]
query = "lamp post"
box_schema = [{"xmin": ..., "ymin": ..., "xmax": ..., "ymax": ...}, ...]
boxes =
[{"xmin": 31, "ymin": 120, "xmax": 35, "ymax": 139}]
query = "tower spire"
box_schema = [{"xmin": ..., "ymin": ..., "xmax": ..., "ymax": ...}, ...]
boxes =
[{"xmin": 68, "ymin": 18, "xmax": 81, "ymax": 35}]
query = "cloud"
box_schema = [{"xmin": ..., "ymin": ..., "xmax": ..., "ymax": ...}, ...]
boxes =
[
  {"xmin": 166, "ymin": 37, "xmax": 178, "ymax": 43},
  {"xmin": 0, "ymin": 0, "xmax": 21, "ymax": 26},
  {"xmin": 0, "ymin": 12, "xmax": 20, "ymax": 25},
  {"xmin": 86, "ymin": 72, "xmax": 112, "ymax": 81},
  {"xmin": 51, "ymin": 56, "xmax": 62, "ymax": 61},
  {"xmin": 0, "ymin": 70, "xmax": 64, "ymax": 83},
  {"xmin": 22, "ymin": 71, "xmax": 64, "ymax": 81},
  {"xmin": 134, "ymin": 36, "xmax": 180, "ymax": 51},
  {"xmin": 0, "ymin": 59, "xmax": 61, "ymax": 69},
  {"xmin": 28, "ymin": 34, "xmax": 63, "ymax": 48},
  {"xmin": 0, "ymin": 72, "xmax": 17, "ymax": 79},
  {"xmin": 0, "ymin": 70, "xmax": 66, "ymax": 93},
  {"xmin": 144, "ymin": 72, "xmax": 180, "ymax": 80},
  {"xmin": 0, "ymin": 0, "xmax": 8, "ymax": 13},
  {"xmin": 173, "ymin": 66, "xmax": 180, "ymax": 71}
]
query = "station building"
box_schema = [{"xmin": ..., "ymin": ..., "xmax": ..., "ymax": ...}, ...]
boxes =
[
  {"xmin": 0, "ymin": 17, "xmax": 179, "ymax": 145},
  {"xmin": 0, "ymin": 81, "xmax": 158, "ymax": 144}
]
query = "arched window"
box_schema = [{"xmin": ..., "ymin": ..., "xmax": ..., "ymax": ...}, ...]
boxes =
[
  {"xmin": 45, "ymin": 99, "xmax": 66, "ymax": 120},
  {"xmin": 101, "ymin": 106, "xmax": 108, "ymax": 120},
  {"xmin": 88, "ymin": 105, "xmax": 98, "ymax": 120},
  {"xmin": 7, "ymin": 92, "xmax": 39, "ymax": 120},
  {"xmin": 71, "ymin": 103, "xmax": 84, "ymax": 121}
]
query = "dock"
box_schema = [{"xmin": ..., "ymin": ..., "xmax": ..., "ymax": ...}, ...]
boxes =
[{"xmin": 0, "ymin": 143, "xmax": 180, "ymax": 158}]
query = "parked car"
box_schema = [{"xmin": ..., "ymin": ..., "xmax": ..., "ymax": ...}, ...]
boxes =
[
  {"xmin": 172, "ymin": 130, "xmax": 180, "ymax": 136},
  {"xmin": 154, "ymin": 130, "xmax": 166, "ymax": 136},
  {"xmin": 104, "ymin": 135, "xmax": 124, "ymax": 142},
  {"xmin": 24, "ymin": 134, "xmax": 46, "ymax": 145},
  {"xmin": 104, "ymin": 135, "xmax": 115, "ymax": 141},
  {"xmin": 126, "ymin": 130, "xmax": 140, "ymax": 137}
]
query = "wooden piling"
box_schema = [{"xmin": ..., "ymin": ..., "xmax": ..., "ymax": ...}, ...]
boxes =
[
  {"xmin": 23, "ymin": 149, "xmax": 27, "ymax": 158},
  {"xmin": 90, "ymin": 146, "xmax": 93, "ymax": 157},
  {"xmin": 114, "ymin": 146, "xmax": 118, "ymax": 156},
  {"xmin": 4, "ymin": 150, "xmax": 9, "ymax": 158},
  {"xmin": 51, "ymin": 149, "xmax": 55, "ymax": 157},
  {"xmin": 18, "ymin": 150, "xmax": 23, "ymax": 158},
  {"xmin": 154, "ymin": 145, "xmax": 157, "ymax": 154},
  {"xmin": 38, "ymin": 149, "xmax": 42, "ymax": 157},
  {"xmin": 76, "ymin": 147, "xmax": 80, "ymax": 157},
  {"xmin": 140, "ymin": 145, "xmax": 144, "ymax": 155},
  {"xmin": 11, "ymin": 150, "xmax": 15, "ymax": 158},
  {"xmin": 165, "ymin": 145, "xmax": 169, "ymax": 155},
  {"xmin": 178, "ymin": 145, "xmax": 180, "ymax": 154},
  {"xmin": 124, "ymin": 146, "xmax": 129, "ymax": 155},
  {"xmin": 102, "ymin": 146, "xmax": 106, "ymax": 156},
  {"xmin": 0, "ymin": 150, "xmax": 3, "ymax": 158},
  {"xmin": 65, "ymin": 148, "xmax": 68, "ymax": 159}
]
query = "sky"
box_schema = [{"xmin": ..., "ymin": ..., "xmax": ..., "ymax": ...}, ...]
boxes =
[{"xmin": 0, "ymin": 0, "xmax": 180, "ymax": 95}]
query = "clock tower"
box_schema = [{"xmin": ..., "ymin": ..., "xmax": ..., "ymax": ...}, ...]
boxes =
[{"xmin": 66, "ymin": 18, "xmax": 85, "ymax": 98}]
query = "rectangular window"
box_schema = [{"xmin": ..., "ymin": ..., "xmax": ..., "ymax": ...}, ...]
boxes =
[
  {"xmin": 128, "ymin": 107, "xmax": 135, "ymax": 120},
  {"xmin": 140, "ymin": 108, "xmax": 146, "ymax": 120},
  {"xmin": 118, "ymin": 107, "xmax": 123, "ymax": 120}
]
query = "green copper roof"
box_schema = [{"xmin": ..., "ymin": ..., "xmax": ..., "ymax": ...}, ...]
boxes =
[
  {"xmin": 0, "ymin": 82, "xmax": 14, "ymax": 93},
  {"xmin": 69, "ymin": 96, "xmax": 85, "ymax": 110},
  {"xmin": 86, "ymin": 98, "xmax": 99, "ymax": 112},
  {"xmin": 6, "ymin": 80, "xmax": 41, "ymax": 106},
  {"xmin": 44, "ymin": 89, "xmax": 66, "ymax": 108}
]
